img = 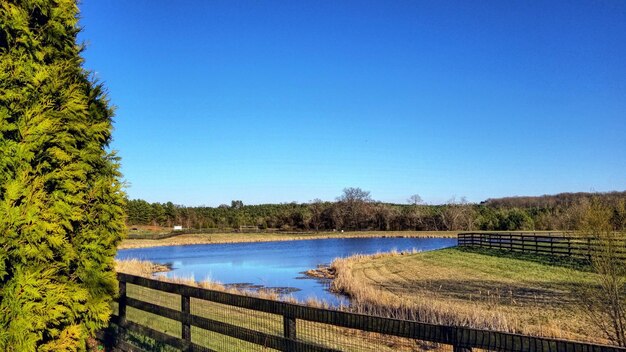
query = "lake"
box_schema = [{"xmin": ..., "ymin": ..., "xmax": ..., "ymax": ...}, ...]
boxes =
[{"xmin": 116, "ymin": 237, "xmax": 457, "ymax": 305}]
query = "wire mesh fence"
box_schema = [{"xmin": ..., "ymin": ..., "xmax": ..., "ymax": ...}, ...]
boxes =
[{"xmin": 99, "ymin": 273, "xmax": 626, "ymax": 352}]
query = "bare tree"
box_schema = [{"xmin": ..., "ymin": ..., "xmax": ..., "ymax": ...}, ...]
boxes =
[
  {"xmin": 407, "ymin": 194, "xmax": 424, "ymax": 205},
  {"xmin": 337, "ymin": 187, "xmax": 372, "ymax": 203},
  {"xmin": 577, "ymin": 199, "xmax": 626, "ymax": 346},
  {"xmin": 373, "ymin": 204, "xmax": 401, "ymax": 230},
  {"xmin": 309, "ymin": 199, "xmax": 324, "ymax": 232},
  {"xmin": 441, "ymin": 196, "xmax": 472, "ymax": 231},
  {"xmin": 403, "ymin": 206, "xmax": 420, "ymax": 230},
  {"xmin": 329, "ymin": 204, "xmax": 345, "ymax": 230},
  {"xmin": 337, "ymin": 187, "xmax": 373, "ymax": 230},
  {"xmin": 613, "ymin": 198, "xmax": 626, "ymax": 231}
]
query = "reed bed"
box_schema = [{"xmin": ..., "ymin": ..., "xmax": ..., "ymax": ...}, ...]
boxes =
[
  {"xmin": 118, "ymin": 231, "xmax": 459, "ymax": 249},
  {"xmin": 114, "ymin": 259, "xmax": 170, "ymax": 276}
]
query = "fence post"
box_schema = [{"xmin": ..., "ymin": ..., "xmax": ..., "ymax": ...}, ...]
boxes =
[
  {"xmin": 568, "ymin": 236, "xmax": 572, "ymax": 257},
  {"xmin": 283, "ymin": 313, "xmax": 297, "ymax": 351},
  {"xmin": 182, "ymin": 293, "xmax": 191, "ymax": 350},
  {"xmin": 118, "ymin": 279, "xmax": 127, "ymax": 326},
  {"xmin": 451, "ymin": 326, "xmax": 472, "ymax": 352},
  {"xmin": 548, "ymin": 234, "xmax": 554, "ymax": 257}
]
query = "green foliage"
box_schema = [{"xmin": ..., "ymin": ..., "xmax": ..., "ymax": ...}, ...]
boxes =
[
  {"xmin": 475, "ymin": 206, "xmax": 534, "ymax": 231},
  {"xmin": 0, "ymin": 0, "xmax": 125, "ymax": 350},
  {"xmin": 125, "ymin": 191, "xmax": 626, "ymax": 233}
]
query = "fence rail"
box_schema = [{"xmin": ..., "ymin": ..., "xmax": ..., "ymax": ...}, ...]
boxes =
[
  {"xmin": 102, "ymin": 273, "xmax": 626, "ymax": 352},
  {"xmin": 458, "ymin": 232, "xmax": 626, "ymax": 260}
]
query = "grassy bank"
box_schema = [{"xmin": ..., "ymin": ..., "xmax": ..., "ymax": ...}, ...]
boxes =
[
  {"xmin": 118, "ymin": 230, "xmax": 459, "ymax": 249},
  {"xmin": 329, "ymin": 247, "xmax": 608, "ymax": 344}
]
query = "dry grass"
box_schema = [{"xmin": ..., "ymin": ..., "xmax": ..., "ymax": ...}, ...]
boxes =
[
  {"xmin": 118, "ymin": 231, "xmax": 459, "ymax": 249},
  {"xmin": 114, "ymin": 259, "xmax": 170, "ymax": 276},
  {"xmin": 114, "ymin": 259, "xmax": 305, "ymax": 304},
  {"xmin": 329, "ymin": 247, "xmax": 610, "ymax": 344}
]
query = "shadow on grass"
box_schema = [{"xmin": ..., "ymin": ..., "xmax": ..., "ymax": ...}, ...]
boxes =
[{"xmin": 456, "ymin": 246, "xmax": 594, "ymax": 272}]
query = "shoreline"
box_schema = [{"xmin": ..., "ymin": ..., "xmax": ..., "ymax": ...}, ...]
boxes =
[
  {"xmin": 118, "ymin": 230, "xmax": 459, "ymax": 249},
  {"xmin": 115, "ymin": 258, "xmax": 334, "ymax": 307}
]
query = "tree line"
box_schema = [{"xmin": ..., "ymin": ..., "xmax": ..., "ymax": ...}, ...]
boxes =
[{"xmin": 126, "ymin": 189, "xmax": 626, "ymax": 232}]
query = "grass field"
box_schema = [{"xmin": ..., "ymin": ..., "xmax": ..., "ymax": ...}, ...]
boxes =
[
  {"xmin": 118, "ymin": 230, "xmax": 460, "ymax": 249},
  {"xmin": 330, "ymin": 247, "xmax": 609, "ymax": 344}
]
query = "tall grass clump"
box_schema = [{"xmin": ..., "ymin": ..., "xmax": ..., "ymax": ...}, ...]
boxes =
[{"xmin": 115, "ymin": 259, "xmax": 170, "ymax": 277}]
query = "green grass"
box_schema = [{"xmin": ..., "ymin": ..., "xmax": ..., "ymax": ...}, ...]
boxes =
[{"xmin": 457, "ymin": 246, "xmax": 593, "ymax": 271}]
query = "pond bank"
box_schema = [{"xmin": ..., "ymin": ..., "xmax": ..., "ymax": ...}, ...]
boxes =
[{"xmin": 118, "ymin": 230, "xmax": 459, "ymax": 249}]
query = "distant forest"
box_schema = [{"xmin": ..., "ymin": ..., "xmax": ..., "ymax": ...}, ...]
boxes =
[{"xmin": 125, "ymin": 189, "xmax": 626, "ymax": 232}]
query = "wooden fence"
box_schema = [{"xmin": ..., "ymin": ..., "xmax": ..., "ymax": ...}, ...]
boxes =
[
  {"xmin": 101, "ymin": 273, "xmax": 626, "ymax": 352},
  {"xmin": 458, "ymin": 232, "xmax": 626, "ymax": 260}
]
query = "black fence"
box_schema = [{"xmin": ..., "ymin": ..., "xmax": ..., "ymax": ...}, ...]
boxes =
[
  {"xmin": 458, "ymin": 232, "xmax": 626, "ymax": 260},
  {"xmin": 100, "ymin": 273, "xmax": 626, "ymax": 352}
]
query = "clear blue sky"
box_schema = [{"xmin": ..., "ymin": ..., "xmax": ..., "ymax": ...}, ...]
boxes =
[{"xmin": 78, "ymin": 1, "xmax": 626, "ymax": 206}]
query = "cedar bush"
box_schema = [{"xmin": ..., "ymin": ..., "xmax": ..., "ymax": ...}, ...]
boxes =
[{"xmin": 0, "ymin": 0, "xmax": 125, "ymax": 350}]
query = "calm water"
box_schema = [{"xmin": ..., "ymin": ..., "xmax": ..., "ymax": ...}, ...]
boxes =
[{"xmin": 116, "ymin": 237, "xmax": 457, "ymax": 305}]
